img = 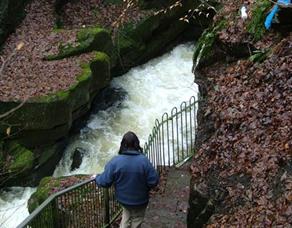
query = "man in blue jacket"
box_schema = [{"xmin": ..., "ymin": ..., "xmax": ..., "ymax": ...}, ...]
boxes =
[{"xmin": 94, "ymin": 131, "xmax": 159, "ymax": 228}]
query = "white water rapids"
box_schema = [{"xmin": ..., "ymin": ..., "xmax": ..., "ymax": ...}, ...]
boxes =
[{"xmin": 0, "ymin": 43, "xmax": 197, "ymax": 228}]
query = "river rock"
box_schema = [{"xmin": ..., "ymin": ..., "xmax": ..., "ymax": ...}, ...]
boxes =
[
  {"xmin": 28, "ymin": 175, "xmax": 90, "ymax": 213},
  {"xmin": 0, "ymin": 50, "xmax": 111, "ymax": 147},
  {"xmin": 70, "ymin": 147, "xmax": 86, "ymax": 171}
]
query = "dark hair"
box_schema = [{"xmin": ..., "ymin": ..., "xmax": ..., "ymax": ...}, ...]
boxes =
[{"xmin": 118, "ymin": 131, "xmax": 143, "ymax": 154}]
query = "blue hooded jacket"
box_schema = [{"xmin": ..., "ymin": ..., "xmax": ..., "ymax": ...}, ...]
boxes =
[
  {"xmin": 264, "ymin": 0, "xmax": 290, "ymax": 29},
  {"xmin": 95, "ymin": 150, "xmax": 159, "ymax": 207}
]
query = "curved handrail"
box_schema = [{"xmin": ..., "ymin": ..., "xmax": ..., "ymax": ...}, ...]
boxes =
[{"xmin": 18, "ymin": 179, "xmax": 94, "ymax": 227}]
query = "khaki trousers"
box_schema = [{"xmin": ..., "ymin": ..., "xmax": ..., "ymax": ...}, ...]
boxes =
[{"xmin": 120, "ymin": 205, "xmax": 147, "ymax": 228}]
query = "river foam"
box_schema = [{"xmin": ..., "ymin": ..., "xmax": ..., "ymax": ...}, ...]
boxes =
[{"xmin": 54, "ymin": 43, "xmax": 197, "ymax": 177}]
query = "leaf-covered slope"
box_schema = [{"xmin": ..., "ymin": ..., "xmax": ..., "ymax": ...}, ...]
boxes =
[{"xmin": 190, "ymin": 0, "xmax": 292, "ymax": 226}]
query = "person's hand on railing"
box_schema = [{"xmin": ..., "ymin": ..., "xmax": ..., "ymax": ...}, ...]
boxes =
[{"xmin": 91, "ymin": 174, "xmax": 97, "ymax": 180}]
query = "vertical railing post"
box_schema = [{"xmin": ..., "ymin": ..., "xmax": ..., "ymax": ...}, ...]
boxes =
[
  {"xmin": 52, "ymin": 198, "xmax": 60, "ymax": 228},
  {"xmin": 103, "ymin": 188, "xmax": 110, "ymax": 226}
]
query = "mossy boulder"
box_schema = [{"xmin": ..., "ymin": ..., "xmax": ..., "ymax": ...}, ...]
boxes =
[
  {"xmin": 0, "ymin": 140, "xmax": 68, "ymax": 187},
  {"xmin": 89, "ymin": 52, "xmax": 111, "ymax": 95},
  {"xmin": 46, "ymin": 27, "xmax": 114, "ymax": 62},
  {"xmin": 7, "ymin": 142, "xmax": 34, "ymax": 172},
  {"xmin": 0, "ymin": 142, "xmax": 34, "ymax": 185},
  {"xmin": 0, "ymin": 52, "xmax": 111, "ymax": 147},
  {"xmin": 28, "ymin": 175, "xmax": 89, "ymax": 213},
  {"xmin": 0, "ymin": 0, "xmax": 30, "ymax": 46},
  {"xmin": 28, "ymin": 176, "xmax": 58, "ymax": 213}
]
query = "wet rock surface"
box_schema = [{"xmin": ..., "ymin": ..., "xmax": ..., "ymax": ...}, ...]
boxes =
[{"xmin": 70, "ymin": 147, "xmax": 86, "ymax": 171}]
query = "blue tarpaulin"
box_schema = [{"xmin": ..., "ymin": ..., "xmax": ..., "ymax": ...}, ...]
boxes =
[{"xmin": 264, "ymin": 0, "xmax": 291, "ymax": 29}]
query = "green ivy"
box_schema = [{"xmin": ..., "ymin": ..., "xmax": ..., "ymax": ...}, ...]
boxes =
[
  {"xmin": 193, "ymin": 20, "xmax": 226, "ymax": 70},
  {"xmin": 247, "ymin": 0, "xmax": 272, "ymax": 41}
]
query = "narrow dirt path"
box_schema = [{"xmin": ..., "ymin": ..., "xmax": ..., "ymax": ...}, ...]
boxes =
[{"xmin": 143, "ymin": 162, "xmax": 191, "ymax": 228}]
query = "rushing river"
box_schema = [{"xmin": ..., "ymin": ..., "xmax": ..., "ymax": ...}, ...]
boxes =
[{"xmin": 0, "ymin": 43, "xmax": 197, "ymax": 227}]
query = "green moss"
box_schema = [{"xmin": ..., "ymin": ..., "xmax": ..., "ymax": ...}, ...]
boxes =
[
  {"xmin": 89, "ymin": 52, "xmax": 111, "ymax": 94},
  {"xmin": 33, "ymin": 65, "xmax": 91, "ymax": 103},
  {"xmin": 193, "ymin": 20, "xmax": 226, "ymax": 70},
  {"xmin": 45, "ymin": 27, "xmax": 113, "ymax": 61},
  {"xmin": 0, "ymin": 50, "xmax": 112, "ymax": 146},
  {"xmin": 28, "ymin": 175, "xmax": 89, "ymax": 213},
  {"xmin": 28, "ymin": 176, "xmax": 59, "ymax": 212},
  {"xmin": 7, "ymin": 142, "xmax": 34, "ymax": 172},
  {"xmin": 76, "ymin": 27, "xmax": 104, "ymax": 42},
  {"xmin": 36, "ymin": 53, "xmax": 109, "ymax": 103},
  {"xmin": 247, "ymin": 0, "xmax": 272, "ymax": 41}
]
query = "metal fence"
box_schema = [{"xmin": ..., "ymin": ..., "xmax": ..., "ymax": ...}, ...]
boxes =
[
  {"xmin": 18, "ymin": 181, "xmax": 120, "ymax": 228},
  {"xmin": 18, "ymin": 96, "xmax": 198, "ymax": 228},
  {"xmin": 144, "ymin": 96, "xmax": 197, "ymax": 172}
]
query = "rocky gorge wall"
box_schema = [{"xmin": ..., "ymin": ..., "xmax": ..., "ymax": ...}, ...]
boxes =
[{"xmin": 0, "ymin": 0, "xmax": 215, "ymax": 187}]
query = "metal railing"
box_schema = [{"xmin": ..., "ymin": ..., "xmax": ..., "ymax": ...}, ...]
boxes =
[
  {"xmin": 18, "ymin": 96, "xmax": 198, "ymax": 228},
  {"xmin": 144, "ymin": 96, "xmax": 197, "ymax": 172}
]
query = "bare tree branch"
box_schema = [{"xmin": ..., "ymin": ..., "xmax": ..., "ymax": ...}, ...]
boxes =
[
  {"xmin": 0, "ymin": 42, "xmax": 26, "ymax": 120},
  {"xmin": 0, "ymin": 99, "xmax": 27, "ymax": 119}
]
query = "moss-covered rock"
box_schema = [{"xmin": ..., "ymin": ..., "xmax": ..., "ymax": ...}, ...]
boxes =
[
  {"xmin": 89, "ymin": 52, "xmax": 111, "ymax": 95},
  {"xmin": 28, "ymin": 175, "xmax": 89, "ymax": 213},
  {"xmin": 112, "ymin": 0, "xmax": 217, "ymax": 75},
  {"xmin": 0, "ymin": 142, "xmax": 34, "ymax": 185},
  {"xmin": 0, "ymin": 52, "xmax": 111, "ymax": 147},
  {"xmin": 46, "ymin": 27, "xmax": 114, "ymax": 61},
  {"xmin": 7, "ymin": 142, "xmax": 34, "ymax": 172}
]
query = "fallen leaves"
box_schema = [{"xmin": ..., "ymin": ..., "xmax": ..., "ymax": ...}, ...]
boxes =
[
  {"xmin": 191, "ymin": 15, "xmax": 292, "ymax": 227},
  {"xmin": 0, "ymin": 0, "xmax": 150, "ymax": 102}
]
